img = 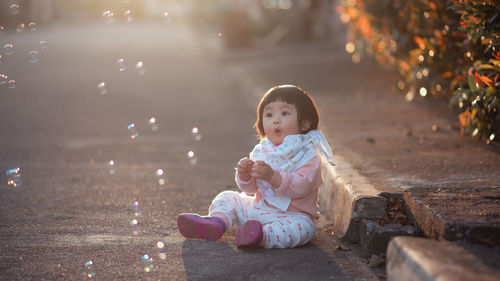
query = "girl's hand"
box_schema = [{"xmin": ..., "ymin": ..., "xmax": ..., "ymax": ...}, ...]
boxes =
[
  {"xmin": 250, "ymin": 160, "xmax": 275, "ymax": 182},
  {"xmin": 236, "ymin": 157, "xmax": 254, "ymax": 181}
]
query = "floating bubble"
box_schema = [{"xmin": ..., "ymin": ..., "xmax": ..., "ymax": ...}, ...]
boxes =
[
  {"xmin": 124, "ymin": 10, "xmax": 133, "ymax": 22},
  {"xmin": 140, "ymin": 255, "xmax": 154, "ymax": 272},
  {"xmin": 28, "ymin": 22, "xmax": 36, "ymax": 32},
  {"xmin": 218, "ymin": 32, "xmax": 222, "ymax": 37},
  {"xmin": 163, "ymin": 12, "xmax": 172, "ymax": 23},
  {"xmin": 191, "ymin": 127, "xmax": 202, "ymax": 141},
  {"xmin": 98, "ymin": 82, "xmax": 108, "ymax": 95},
  {"xmin": 117, "ymin": 58, "xmax": 126, "ymax": 72},
  {"xmin": 83, "ymin": 260, "xmax": 96, "ymax": 278},
  {"xmin": 135, "ymin": 61, "xmax": 146, "ymax": 76},
  {"xmin": 6, "ymin": 167, "xmax": 22, "ymax": 187},
  {"xmin": 16, "ymin": 23, "xmax": 25, "ymax": 33},
  {"xmin": 0, "ymin": 54, "xmax": 4, "ymax": 64},
  {"xmin": 130, "ymin": 218, "xmax": 140, "ymax": 235},
  {"xmin": 148, "ymin": 117, "xmax": 159, "ymax": 131},
  {"xmin": 10, "ymin": 4, "xmax": 20, "ymax": 15},
  {"xmin": 102, "ymin": 10, "xmax": 115, "ymax": 23},
  {"xmin": 39, "ymin": 40, "xmax": 47, "ymax": 49},
  {"xmin": 8, "ymin": 80, "xmax": 16, "ymax": 89},
  {"xmin": 187, "ymin": 150, "xmax": 198, "ymax": 165},
  {"xmin": 157, "ymin": 241, "xmax": 167, "ymax": 260},
  {"xmin": 28, "ymin": 50, "xmax": 39, "ymax": 63},
  {"xmin": 107, "ymin": 160, "xmax": 115, "ymax": 174},
  {"xmin": 3, "ymin": 44, "xmax": 14, "ymax": 55},
  {"xmin": 0, "ymin": 26, "xmax": 4, "ymax": 37},
  {"xmin": 0, "ymin": 74, "xmax": 7, "ymax": 85},
  {"xmin": 128, "ymin": 123, "xmax": 138, "ymax": 139},
  {"xmin": 131, "ymin": 201, "xmax": 142, "ymax": 217},
  {"xmin": 156, "ymin": 169, "xmax": 165, "ymax": 185}
]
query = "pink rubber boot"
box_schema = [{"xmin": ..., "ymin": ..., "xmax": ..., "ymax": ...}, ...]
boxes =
[
  {"xmin": 177, "ymin": 213, "xmax": 226, "ymax": 241},
  {"xmin": 235, "ymin": 220, "xmax": 263, "ymax": 248}
]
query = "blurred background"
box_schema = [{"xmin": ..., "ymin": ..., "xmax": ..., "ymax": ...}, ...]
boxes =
[
  {"xmin": 0, "ymin": 0, "xmax": 342, "ymax": 47},
  {"xmin": 0, "ymin": 0, "xmax": 340, "ymax": 47}
]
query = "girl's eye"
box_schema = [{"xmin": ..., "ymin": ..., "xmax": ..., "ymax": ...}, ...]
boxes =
[
  {"xmin": 265, "ymin": 112, "xmax": 273, "ymax": 118},
  {"xmin": 282, "ymin": 111, "xmax": 289, "ymax": 116}
]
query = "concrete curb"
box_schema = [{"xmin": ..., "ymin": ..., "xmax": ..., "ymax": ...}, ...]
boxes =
[
  {"xmin": 318, "ymin": 155, "xmax": 387, "ymax": 242},
  {"xmin": 387, "ymin": 236, "xmax": 500, "ymax": 281}
]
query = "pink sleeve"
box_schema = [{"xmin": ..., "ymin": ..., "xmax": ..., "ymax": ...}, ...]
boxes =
[
  {"xmin": 235, "ymin": 171, "xmax": 258, "ymax": 194},
  {"xmin": 274, "ymin": 156, "xmax": 321, "ymax": 199}
]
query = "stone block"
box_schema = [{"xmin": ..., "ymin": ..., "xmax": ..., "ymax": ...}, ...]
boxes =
[
  {"xmin": 360, "ymin": 219, "xmax": 418, "ymax": 256},
  {"xmin": 387, "ymin": 236, "xmax": 500, "ymax": 281},
  {"xmin": 403, "ymin": 187, "xmax": 500, "ymax": 247}
]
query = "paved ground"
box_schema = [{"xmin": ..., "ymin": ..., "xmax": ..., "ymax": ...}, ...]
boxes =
[{"xmin": 0, "ymin": 20, "xmax": 381, "ymax": 280}]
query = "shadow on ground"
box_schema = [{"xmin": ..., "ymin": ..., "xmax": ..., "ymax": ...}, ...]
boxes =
[{"xmin": 181, "ymin": 239, "xmax": 356, "ymax": 281}]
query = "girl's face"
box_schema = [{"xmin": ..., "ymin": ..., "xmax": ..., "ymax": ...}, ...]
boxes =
[{"xmin": 262, "ymin": 101, "xmax": 305, "ymax": 146}]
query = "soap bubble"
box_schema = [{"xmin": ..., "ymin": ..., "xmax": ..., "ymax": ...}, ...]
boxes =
[
  {"xmin": 148, "ymin": 117, "xmax": 159, "ymax": 131},
  {"xmin": 6, "ymin": 167, "xmax": 22, "ymax": 187},
  {"xmin": 140, "ymin": 255, "xmax": 154, "ymax": 272},
  {"xmin": 191, "ymin": 127, "xmax": 202, "ymax": 141},
  {"xmin": 0, "ymin": 54, "xmax": 4, "ymax": 64},
  {"xmin": 156, "ymin": 169, "xmax": 165, "ymax": 185},
  {"xmin": 3, "ymin": 44, "xmax": 14, "ymax": 56},
  {"xmin": 0, "ymin": 74, "xmax": 7, "ymax": 85},
  {"xmin": 83, "ymin": 260, "xmax": 96, "ymax": 278},
  {"xmin": 135, "ymin": 61, "xmax": 146, "ymax": 76},
  {"xmin": 98, "ymin": 82, "xmax": 108, "ymax": 95},
  {"xmin": 131, "ymin": 201, "xmax": 142, "ymax": 217},
  {"xmin": 28, "ymin": 22, "xmax": 36, "ymax": 32},
  {"xmin": 117, "ymin": 58, "xmax": 126, "ymax": 72},
  {"xmin": 157, "ymin": 241, "xmax": 167, "ymax": 260},
  {"xmin": 10, "ymin": 4, "xmax": 20, "ymax": 15},
  {"xmin": 28, "ymin": 50, "xmax": 39, "ymax": 63},
  {"xmin": 128, "ymin": 123, "xmax": 138, "ymax": 139},
  {"xmin": 16, "ymin": 23, "xmax": 25, "ymax": 33},
  {"xmin": 8, "ymin": 80, "xmax": 16, "ymax": 89},
  {"xmin": 124, "ymin": 10, "xmax": 133, "ymax": 22},
  {"xmin": 163, "ymin": 12, "xmax": 172, "ymax": 23},
  {"xmin": 107, "ymin": 160, "xmax": 115, "ymax": 174},
  {"xmin": 39, "ymin": 41, "xmax": 47, "ymax": 49},
  {"xmin": 130, "ymin": 218, "xmax": 140, "ymax": 235},
  {"xmin": 0, "ymin": 26, "xmax": 4, "ymax": 37},
  {"xmin": 102, "ymin": 10, "xmax": 115, "ymax": 23},
  {"xmin": 187, "ymin": 150, "xmax": 198, "ymax": 165}
]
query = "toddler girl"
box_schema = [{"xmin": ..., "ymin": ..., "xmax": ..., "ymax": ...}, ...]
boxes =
[{"xmin": 177, "ymin": 85, "xmax": 335, "ymax": 249}]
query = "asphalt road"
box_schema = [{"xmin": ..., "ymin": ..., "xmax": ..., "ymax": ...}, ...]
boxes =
[{"xmin": 0, "ymin": 20, "xmax": 379, "ymax": 280}]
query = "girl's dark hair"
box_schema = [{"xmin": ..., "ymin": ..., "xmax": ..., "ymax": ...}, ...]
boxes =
[{"xmin": 255, "ymin": 85, "xmax": 320, "ymax": 138}]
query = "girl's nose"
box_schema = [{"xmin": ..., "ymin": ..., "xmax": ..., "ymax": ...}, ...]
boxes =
[{"xmin": 273, "ymin": 119, "xmax": 280, "ymax": 125}]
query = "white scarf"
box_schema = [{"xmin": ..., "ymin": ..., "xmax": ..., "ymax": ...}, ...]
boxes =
[{"xmin": 249, "ymin": 130, "xmax": 335, "ymax": 211}]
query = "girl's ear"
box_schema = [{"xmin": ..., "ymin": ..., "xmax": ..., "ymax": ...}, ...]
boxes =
[{"xmin": 300, "ymin": 119, "xmax": 311, "ymax": 132}]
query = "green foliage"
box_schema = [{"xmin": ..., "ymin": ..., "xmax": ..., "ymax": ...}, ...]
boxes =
[{"xmin": 337, "ymin": 0, "xmax": 499, "ymax": 143}]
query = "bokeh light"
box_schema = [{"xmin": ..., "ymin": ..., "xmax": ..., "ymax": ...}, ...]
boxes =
[
  {"xmin": 6, "ymin": 167, "xmax": 22, "ymax": 187},
  {"xmin": 83, "ymin": 260, "xmax": 96, "ymax": 278}
]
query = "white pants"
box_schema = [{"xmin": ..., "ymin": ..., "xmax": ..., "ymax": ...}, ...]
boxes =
[{"xmin": 208, "ymin": 190, "xmax": 316, "ymax": 249}]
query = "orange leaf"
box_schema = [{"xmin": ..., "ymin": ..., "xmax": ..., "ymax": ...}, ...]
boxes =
[
  {"xmin": 441, "ymin": 71, "xmax": 453, "ymax": 79},
  {"xmin": 399, "ymin": 61, "xmax": 410, "ymax": 72},
  {"xmin": 479, "ymin": 75, "xmax": 493, "ymax": 87},
  {"xmin": 413, "ymin": 36, "xmax": 425, "ymax": 50}
]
